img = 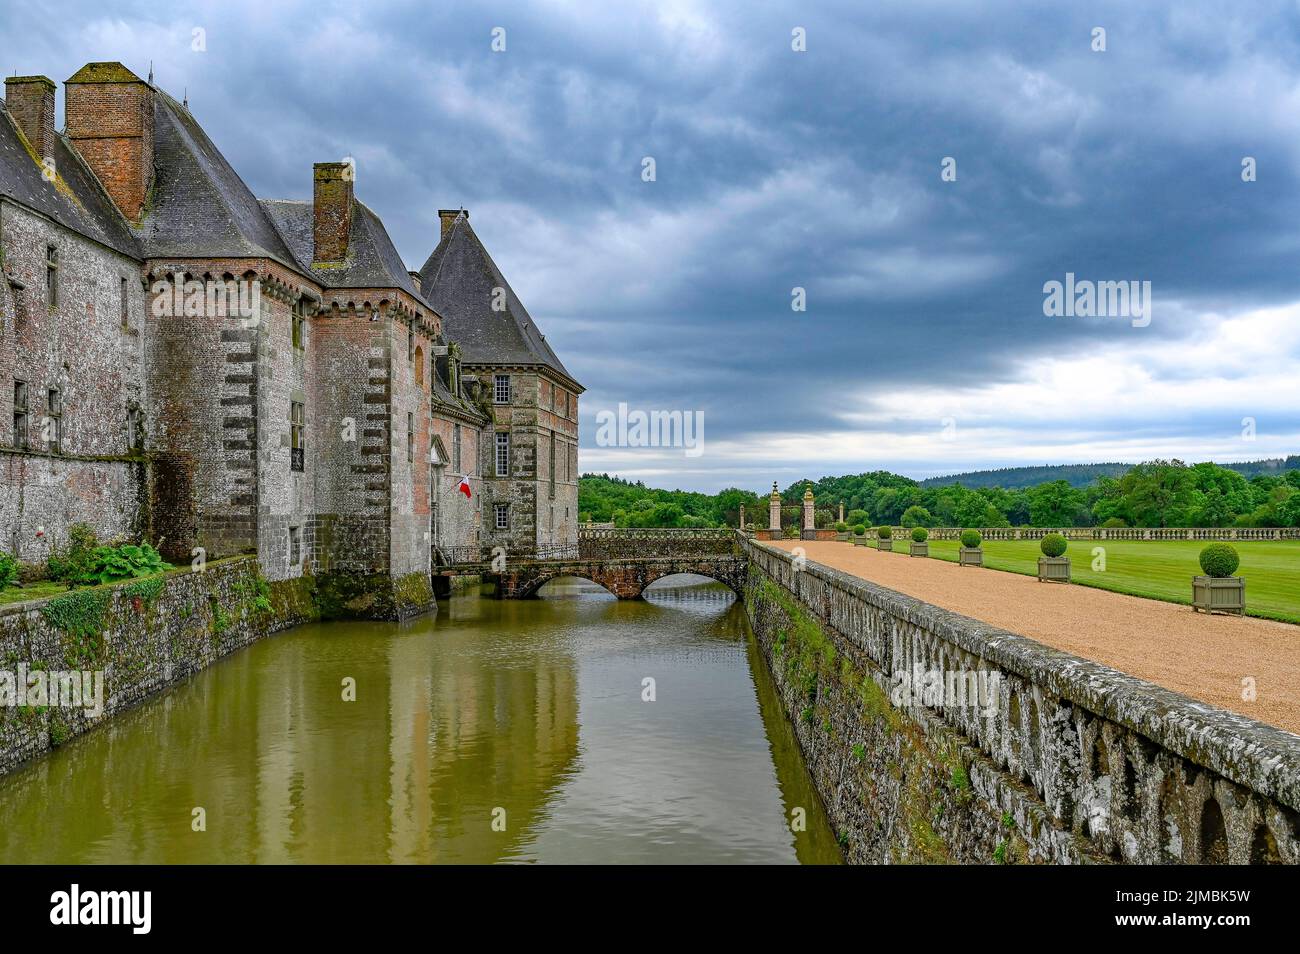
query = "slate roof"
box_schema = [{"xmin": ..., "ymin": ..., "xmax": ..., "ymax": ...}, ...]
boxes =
[
  {"xmin": 417, "ymin": 216, "xmax": 582, "ymax": 391},
  {"xmin": 260, "ymin": 198, "xmax": 420, "ymax": 296},
  {"xmin": 0, "ymin": 98, "xmax": 139, "ymax": 258},
  {"xmin": 136, "ymin": 90, "xmax": 298, "ymax": 264}
]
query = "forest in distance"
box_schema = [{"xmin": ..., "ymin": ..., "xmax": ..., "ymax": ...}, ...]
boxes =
[{"xmin": 578, "ymin": 459, "xmax": 1300, "ymax": 530}]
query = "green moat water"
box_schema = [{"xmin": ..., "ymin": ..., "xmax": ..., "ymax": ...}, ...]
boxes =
[{"xmin": 0, "ymin": 577, "xmax": 841, "ymax": 864}]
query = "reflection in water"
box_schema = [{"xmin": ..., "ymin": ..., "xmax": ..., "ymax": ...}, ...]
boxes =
[{"xmin": 0, "ymin": 576, "xmax": 841, "ymax": 864}]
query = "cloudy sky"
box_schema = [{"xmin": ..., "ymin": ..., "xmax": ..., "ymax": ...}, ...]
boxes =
[{"xmin": 9, "ymin": 0, "xmax": 1300, "ymax": 492}]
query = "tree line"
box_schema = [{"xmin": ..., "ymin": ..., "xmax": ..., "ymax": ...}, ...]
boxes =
[{"xmin": 579, "ymin": 459, "xmax": 1300, "ymax": 529}]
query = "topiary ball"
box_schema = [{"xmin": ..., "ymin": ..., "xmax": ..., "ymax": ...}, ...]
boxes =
[
  {"xmin": 960, "ymin": 529, "xmax": 982, "ymax": 549},
  {"xmin": 834, "ymin": 521, "xmax": 847, "ymax": 532},
  {"xmin": 1199, "ymin": 543, "xmax": 1240, "ymax": 578},
  {"xmin": 853, "ymin": 524, "xmax": 866, "ymax": 536},
  {"xmin": 911, "ymin": 527, "xmax": 929, "ymax": 543},
  {"xmin": 1040, "ymin": 533, "xmax": 1068, "ymax": 558},
  {"xmin": 877, "ymin": 526, "xmax": 893, "ymax": 539}
]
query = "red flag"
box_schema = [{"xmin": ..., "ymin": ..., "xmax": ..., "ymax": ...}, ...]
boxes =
[{"xmin": 457, "ymin": 475, "xmax": 472, "ymax": 499}]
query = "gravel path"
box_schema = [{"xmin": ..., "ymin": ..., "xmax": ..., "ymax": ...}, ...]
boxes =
[{"xmin": 768, "ymin": 540, "xmax": 1300, "ymax": 735}]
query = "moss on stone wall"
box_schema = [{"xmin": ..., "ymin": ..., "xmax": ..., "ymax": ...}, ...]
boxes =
[
  {"xmin": 2, "ymin": 559, "xmax": 321, "ymax": 777},
  {"xmin": 746, "ymin": 570, "xmax": 1015, "ymax": 864},
  {"xmin": 315, "ymin": 570, "xmax": 432, "ymax": 621}
]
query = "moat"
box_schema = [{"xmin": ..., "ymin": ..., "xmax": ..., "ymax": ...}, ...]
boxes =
[{"xmin": 0, "ymin": 577, "xmax": 841, "ymax": 864}]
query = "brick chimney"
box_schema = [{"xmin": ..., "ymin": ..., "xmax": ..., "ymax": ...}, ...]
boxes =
[
  {"xmin": 4, "ymin": 76, "xmax": 56, "ymax": 163},
  {"xmin": 439, "ymin": 208, "xmax": 467, "ymax": 240},
  {"xmin": 407, "ymin": 270, "xmax": 422, "ymax": 293},
  {"xmin": 65, "ymin": 63, "xmax": 154, "ymax": 224},
  {"xmin": 313, "ymin": 162, "xmax": 354, "ymax": 264}
]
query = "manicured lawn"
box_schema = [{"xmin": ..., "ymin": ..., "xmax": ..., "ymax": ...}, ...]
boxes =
[
  {"xmin": 0, "ymin": 580, "xmax": 70, "ymax": 607},
  {"xmin": 925, "ymin": 539, "xmax": 1300, "ymax": 625}
]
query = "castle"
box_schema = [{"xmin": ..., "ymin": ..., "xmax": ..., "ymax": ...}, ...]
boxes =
[{"xmin": 0, "ymin": 63, "xmax": 582, "ymax": 618}]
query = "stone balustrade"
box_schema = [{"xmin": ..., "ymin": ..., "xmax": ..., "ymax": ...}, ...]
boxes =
[{"xmin": 742, "ymin": 536, "xmax": 1300, "ymax": 864}]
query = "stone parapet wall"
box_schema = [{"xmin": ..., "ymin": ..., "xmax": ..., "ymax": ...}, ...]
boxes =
[
  {"xmin": 900, "ymin": 527, "xmax": 1300, "ymax": 541},
  {"xmin": 742, "ymin": 537, "xmax": 1299, "ymax": 864}
]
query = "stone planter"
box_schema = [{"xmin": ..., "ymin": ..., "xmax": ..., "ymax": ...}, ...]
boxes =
[
  {"xmin": 1037, "ymin": 556, "xmax": 1070, "ymax": 583},
  {"xmin": 959, "ymin": 547, "xmax": 983, "ymax": 567},
  {"xmin": 835, "ymin": 532, "xmax": 851, "ymax": 542},
  {"xmin": 852, "ymin": 536, "xmax": 869, "ymax": 546},
  {"xmin": 1192, "ymin": 576, "xmax": 1245, "ymax": 615},
  {"xmin": 876, "ymin": 538, "xmax": 894, "ymax": 551},
  {"xmin": 909, "ymin": 541, "xmax": 928, "ymax": 558}
]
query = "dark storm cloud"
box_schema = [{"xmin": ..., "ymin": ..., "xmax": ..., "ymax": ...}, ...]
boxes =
[{"xmin": 8, "ymin": 0, "xmax": 1300, "ymax": 491}]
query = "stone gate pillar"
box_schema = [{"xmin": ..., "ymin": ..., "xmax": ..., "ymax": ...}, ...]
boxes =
[
  {"xmin": 802, "ymin": 486, "xmax": 815, "ymax": 538},
  {"xmin": 768, "ymin": 482, "xmax": 781, "ymax": 532},
  {"xmin": 739, "ymin": 504, "xmax": 745, "ymax": 531},
  {"xmin": 838, "ymin": 501, "xmax": 845, "ymax": 524}
]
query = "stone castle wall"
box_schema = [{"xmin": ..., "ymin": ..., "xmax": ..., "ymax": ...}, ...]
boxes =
[
  {"xmin": 0, "ymin": 202, "xmax": 147, "ymax": 561},
  {"xmin": 474, "ymin": 368, "xmax": 579, "ymax": 553}
]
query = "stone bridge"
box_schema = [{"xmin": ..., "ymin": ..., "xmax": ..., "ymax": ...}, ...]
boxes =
[{"xmin": 435, "ymin": 528, "xmax": 748, "ymax": 600}]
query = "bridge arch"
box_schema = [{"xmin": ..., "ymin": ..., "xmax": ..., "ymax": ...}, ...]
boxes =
[
  {"xmin": 639, "ymin": 569, "xmax": 743, "ymax": 599},
  {"xmin": 494, "ymin": 557, "xmax": 748, "ymax": 601},
  {"xmin": 531, "ymin": 573, "xmax": 617, "ymax": 599}
]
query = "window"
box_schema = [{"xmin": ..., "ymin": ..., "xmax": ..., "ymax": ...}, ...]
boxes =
[
  {"xmin": 12, "ymin": 381, "xmax": 28, "ymax": 449},
  {"xmin": 494, "ymin": 503, "xmax": 509, "ymax": 531},
  {"xmin": 494, "ymin": 374, "xmax": 511, "ymax": 404},
  {"xmin": 452, "ymin": 423, "xmax": 461, "ymax": 472},
  {"xmin": 289, "ymin": 526, "xmax": 301, "ymax": 567},
  {"xmin": 549, "ymin": 431, "xmax": 556, "ymax": 499},
  {"xmin": 127, "ymin": 407, "xmax": 144, "ymax": 451},
  {"xmin": 292, "ymin": 300, "xmax": 306, "ymax": 350},
  {"xmin": 290, "ymin": 401, "xmax": 305, "ymax": 471},
  {"xmin": 407, "ymin": 412, "xmax": 414, "ymax": 463},
  {"xmin": 46, "ymin": 388, "xmax": 61, "ymax": 453},
  {"xmin": 408, "ymin": 326, "xmax": 415, "ymax": 362},
  {"xmin": 120, "ymin": 278, "xmax": 130, "ymax": 328},
  {"xmin": 495, "ymin": 432, "xmax": 510, "ymax": 477},
  {"xmin": 46, "ymin": 246, "xmax": 58, "ymax": 307}
]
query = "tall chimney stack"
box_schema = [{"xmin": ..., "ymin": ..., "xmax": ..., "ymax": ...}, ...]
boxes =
[
  {"xmin": 439, "ymin": 208, "xmax": 466, "ymax": 240},
  {"xmin": 65, "ymin": 63, "xmax": 154, "ymax": 224},
  {"xmin": 313, "ymin": 162, "xmax": 354, "ymax": 264},
  {"xmin": 4, "ymin": 76, "xmax": 57, "ymax": 164}
]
